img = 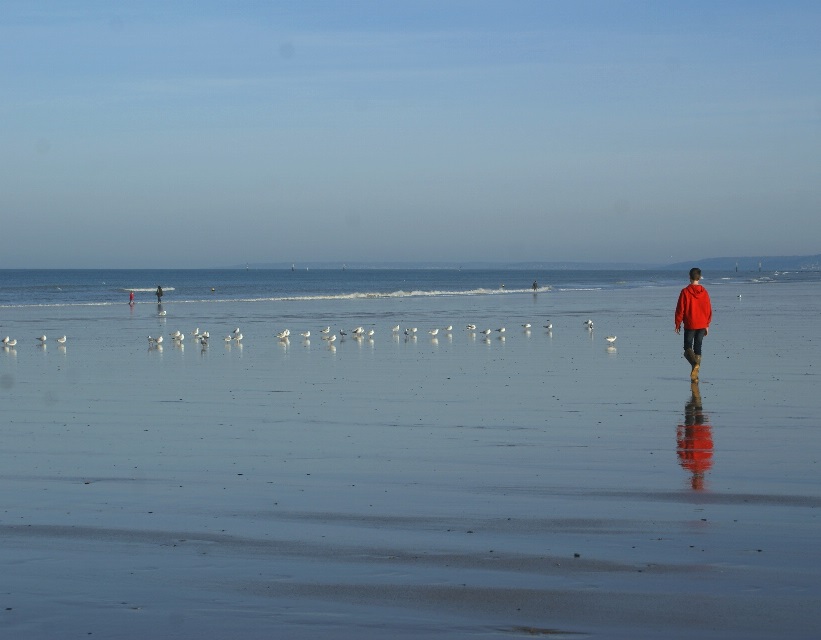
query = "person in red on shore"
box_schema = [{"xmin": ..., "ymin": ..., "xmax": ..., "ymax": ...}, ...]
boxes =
[{"xmin": 675, "ymin": 267, "xmax": 712, "ymax": 382}]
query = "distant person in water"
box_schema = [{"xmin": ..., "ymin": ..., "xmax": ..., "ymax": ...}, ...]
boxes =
[
  {"xmin": 675, "ymin": 268, "xmax": 712, "ymax": 382},
  {"xmin": 129, "ymin": 291, "xmax": 135, "ymax": 305},
  {"xmin": 156, "ymin": 285, "xmax": 163, "ymax": 303},
  {"xmin": 532, "ymin": 280, "xmax": 538, "ymax": 291}
]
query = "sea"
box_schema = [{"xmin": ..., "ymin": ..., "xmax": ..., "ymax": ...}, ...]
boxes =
[{"xmin": 0, "ymin": 266, "xmax": 810, "ymax": 308}]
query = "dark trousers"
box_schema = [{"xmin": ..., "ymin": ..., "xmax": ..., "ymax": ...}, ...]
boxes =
[{"xmin": 683, "ymin": 329, "xmax": 707, "ymax": 356}]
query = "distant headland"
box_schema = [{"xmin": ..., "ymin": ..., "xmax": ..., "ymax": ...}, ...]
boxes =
[{"xmin": 229, "ymin": 254, "xmax": 821, "ymax": 271}]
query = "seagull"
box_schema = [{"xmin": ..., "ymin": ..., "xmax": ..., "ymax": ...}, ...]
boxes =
[
  {"xmin": 300, "ymin": 331, "xmax": 311, "ymax": 339},
  {"xmin": 224, "ymin": 335, "xmax": 233, "ymax": 342},
  {"xmin": 522, "ymin": 323, "xmax": 531, "ymax": 329},
  {"xmin": 367, "ymin": 329, "xmax": 375, "ymax": 337},
  {"xmin": 37, "ymin": 335, "xmax": 47, "ymax": 343},
  {"xmin": 392, "ymin": 325, "xmax": 400, "ymax": 333},
  {"xmin": 191, "ymin": 327, "xmax": 200, "ymax": 337},
  {"xmin": 276, "ymin": 330, "xmax": 290, "ymax": 340},
  {"xmin": 1, "ymin": 337, "xmax": 9, "ymax": 344},
  {"xmin": 352, "ymin": 326, "xmax": 364, "ymax": 336},
  {"xmin": 339, "ymin": 329, "xmax": 347, "ymax": 337},
  {"xmin": 170, "ymin": 330, "xmax": 181, "ymax": 339},
  {"xmin": 233, "ymin": 333, "xmax": 242, "ymax": 342},
  {"xmin": 543, "ymin": 321, "xmax": 553, "ymax": 330},
  {"xmin": 56, "ymin": 335, "xmax": 67, "ymax": 345},
  {"xmin": 233, "ymin": 327, "xmax": 241, "ymax": 335},
  {"xmin": 158, "ymin": 310, "xmax": 167, "ymax": 316},
  {"xmin": 605, "ymin": 336, "xmax": 617, "ymax": 344},
  {"xmin": 326, "ymin": 334, "xmax": 336, "ymax": 343},
  {"xmin": 5, "ymin": 339, "xmax": 17, "ymax": 347},
  {"xmin": 584, "ymin": 319, "xmax": 593, "ymax": 328},
  {"xmin": 496, "ymin": 327, "xmax": 506, "ymax": 334},
  {"xmin": 429, "ymin": 328, "xmax": 439, "ymax": 336},
  {"xmin": 443, "ymin": 325, "xmax": 453, "ymax": 332},
  {"xmin": 320, "ymin": 326, "xmax": 331, "ymax": 335},
  {"xmin": 466, "ymin": 324, "xmax": 477, "ymax": 331},
  {"xmin": 480, "ymin": 329, "xmax": 492, "ymax": 336}
]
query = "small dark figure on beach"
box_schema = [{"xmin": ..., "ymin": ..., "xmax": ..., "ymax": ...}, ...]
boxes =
[
  {"xmin": 129, "ymin": 291, "xmax": 134, "ymax": 305},
  {"xmin": 675, "ymin": 268, "xmax": 712, "ymax": 382},
  {"xmin": 532, "ymin": 280, "xmax": 538, "ymax": 291},
  {"xmin": 156, "ymin": 285, "xmax": 163, "ymax": 303}
]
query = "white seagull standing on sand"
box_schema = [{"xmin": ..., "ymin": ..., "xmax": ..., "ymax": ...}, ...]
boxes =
[
  {"xmin": 392, "ymin": 324, "xmax": 400, "ymax": 333},
  {"xmin": 277, "ymin": 329, "xmax": 290, "ymax": 340},
  {"xmin": 605, "ymin": 336, "xmax": 617, "ymax": 344},
  {"xmin": 5, "ymin": 339, "xmax": 17, "ymax": 347},
  {"xmin": 543, "ymin": 321, "xmax": 553, "ymax": 330},
  {"xmin": 321, "ymin": 326, "xmax": 330, "ymax": 335},
  {"xmin": 1, "ymin": 337, "xmax": 9, "ymax": 345},
  {"xmin": 522, "ymin": 323, "xmax": 531, "ymax": 329},
  {"xmin": 466, "ymin": 324, "xmax": 477, "ymax": 331},
  {"xmin": 300, "ymin": 331, "xmax": 310, "ymax": 339},
  {"xmin": 429, "ymin": 328, "xmax": 439, "ymax": 336},
  {"xmin": 37, "ymin": 335, "xmax": 47, "ymax": 343},
  {"xmin": 584, "ymin": 319, "xmax": 594, "ymax": 329},
  {"xmin": 56, "ymin": 335, "xmax": 67, "ymax": 345}
]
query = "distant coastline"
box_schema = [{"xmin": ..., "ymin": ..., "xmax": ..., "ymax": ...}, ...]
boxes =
[{"xmin": 227, "ymin": 253, "xmax": 821, "ymax": 272}]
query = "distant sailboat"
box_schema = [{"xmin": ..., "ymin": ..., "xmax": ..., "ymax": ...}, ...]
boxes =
[{"xmin": 291, "ymin": 263, "xmax": 295, "ymax": 271}]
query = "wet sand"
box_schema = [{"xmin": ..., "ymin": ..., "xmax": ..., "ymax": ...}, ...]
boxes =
[{"xmin": 1, "ymin": 283, "xmax": 820, "ymax": 638}]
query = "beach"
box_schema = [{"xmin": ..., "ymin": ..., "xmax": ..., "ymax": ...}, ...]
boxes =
[{"xmin": 1, "ymin": 271, "xmax": 820, "ymax": 638}]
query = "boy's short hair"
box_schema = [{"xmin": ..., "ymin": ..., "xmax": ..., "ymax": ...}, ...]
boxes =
[{"xmin": 689, "ymin": 267, "xmax": 702, "ymax": 281}]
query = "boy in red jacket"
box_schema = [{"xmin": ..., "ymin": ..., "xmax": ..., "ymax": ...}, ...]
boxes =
[{"xmin": 675, "ymin": 268, "xmax": 712, "ymax": 382}]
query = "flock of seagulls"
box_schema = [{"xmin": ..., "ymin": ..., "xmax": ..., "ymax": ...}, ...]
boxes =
[
  {"xmin": 2, "ymin": 335, "xmax": 66, "ymax": 350},
  {"xmin": 2, "ymin": 318, "xmax": 617, "ymax": 354}
]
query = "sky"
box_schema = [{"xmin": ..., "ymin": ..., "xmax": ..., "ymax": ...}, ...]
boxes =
[{"xmin": 1, "ymin": 1, "xmax": 819, "ymax": 268}]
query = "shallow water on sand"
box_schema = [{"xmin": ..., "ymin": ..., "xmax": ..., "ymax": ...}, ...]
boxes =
[{"xmin": 1, "ymin": 281, "xmax": 820, "ymax": 638}]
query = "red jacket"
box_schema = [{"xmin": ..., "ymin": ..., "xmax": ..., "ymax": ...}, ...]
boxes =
[{"xmin": 675, "ymin": 284, "xmax": 712, "ymax": 330}]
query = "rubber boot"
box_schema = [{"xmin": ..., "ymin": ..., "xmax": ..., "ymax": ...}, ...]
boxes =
[
  {"xmin": 691, "ymin": 354, "xmax": 701, "ymax": 382},
  {"xmin": 684, "ymin": 348, "xmax": 697, "ymax": 366}
]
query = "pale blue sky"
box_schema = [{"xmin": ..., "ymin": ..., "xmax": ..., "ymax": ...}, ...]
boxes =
[{"xmin": 2, "ymin": 1, "xmax": 819, "ymax": 267}]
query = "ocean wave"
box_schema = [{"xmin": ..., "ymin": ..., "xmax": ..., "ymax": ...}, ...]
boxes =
[
  {"xmin": 120, "ymin": 287, "xmax": 176, "ymax": 292},
  {"xmin": 0, "ymin": 285, "xmax": 551, "ymax": 308}
]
